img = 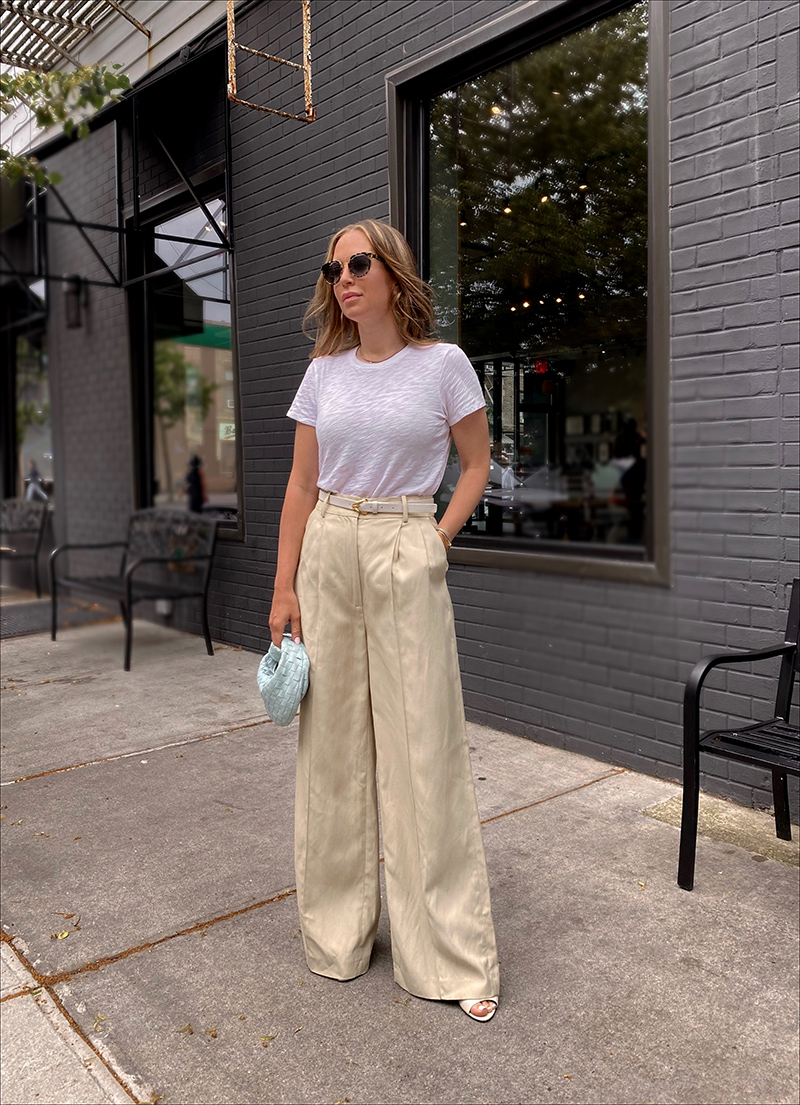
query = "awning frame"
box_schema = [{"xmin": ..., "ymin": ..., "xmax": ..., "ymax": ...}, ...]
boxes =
[
  {"xmin": 0, "ymin": 1, "xmax": 149, "ymax": 74},
  {"xmin": 0, "ymin": 86, "xmax": 235, "ymax": 307}
]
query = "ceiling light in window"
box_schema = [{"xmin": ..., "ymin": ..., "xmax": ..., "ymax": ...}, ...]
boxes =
[
  {"xmin": 539, "ymin": 300, "xmax": 544, "ymax": 305},
  {"xmin": 552, "ymin": 91, "xmax": 561, "ymax": 97},
  {"xmin": 491, "ymin": 105, "xmax": 503, "ymax": 115},
  {"xmin": 555, "ymin": 297, "xmax": 562, "ymax": 303},
  {"xmin": 540, "ymin": 196, "xmax": 549, "ymax": 203},
  {"xmin": 510, "ymin": 306, "xmax": 517, "ymax": 312},
  {"xmin": 578, "ymin": 294, "xmax": 585, "ymax": 300},
  {"xmin": 579, "ymin": 183, "xmax": 588, "ymax": 190},
  {"xmin": 522, "ymin": 301, "xmax": 530, "ymax": 308},
  {"xmin": 459, "ymin": 220, "xmax": 467, "ymax": 226},
  {"xmin": 503, "ymin": 206, "xmax": 512, "ymax": 214}
]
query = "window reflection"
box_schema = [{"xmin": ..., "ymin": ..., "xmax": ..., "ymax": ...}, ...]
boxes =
[
  {"xmin": 15, "ymin": 331, "xmax": 52, "ymax": 501},
  {"xmin": 429, "ymin": 1, "xmax": 649, "ymax": 553},
  {"xmin": 150, "ymin": 198, "xmax": 238, "ymax": 524}
]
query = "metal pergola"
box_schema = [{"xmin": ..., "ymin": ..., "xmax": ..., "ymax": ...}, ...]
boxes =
[{"xmin": 0, "ymin": 1, "xmax": 149, "ymax": 73}]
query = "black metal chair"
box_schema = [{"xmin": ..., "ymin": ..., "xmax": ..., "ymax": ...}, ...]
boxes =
[
  {"xmin": 1, "ymin": 498, "xmax": 49, "ymax": 598},
  {"xmin": 50, "ymin": 508, "xmax": 218, "ymax": 671},
  {"xmin": 678, "ymin": 578, "xmax": 799, "ymax": 890}
]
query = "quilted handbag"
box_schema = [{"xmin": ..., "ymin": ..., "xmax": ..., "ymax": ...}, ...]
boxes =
[{"xmin": 256, "ymin": 634, "xmax": 310, "ymax": 726}]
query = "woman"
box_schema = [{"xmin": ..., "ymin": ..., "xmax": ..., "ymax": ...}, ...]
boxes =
[{"xmin": 269, "ymin": 220, "xmax": 500, "ymax": 1021}]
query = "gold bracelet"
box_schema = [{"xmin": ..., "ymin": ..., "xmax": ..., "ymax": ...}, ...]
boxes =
[{"xmin": 436, "ymin": 526, "xmax": 453, "ymax": 549}]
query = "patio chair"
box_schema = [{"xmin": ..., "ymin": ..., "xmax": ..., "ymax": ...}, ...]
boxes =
[
  {"xmin": 1, "ymin": 498, "xmax": 49, "ymax": 598},
  {"xmin": 678, "ymin": 578, "xmax": 799, "ymax": 890}
]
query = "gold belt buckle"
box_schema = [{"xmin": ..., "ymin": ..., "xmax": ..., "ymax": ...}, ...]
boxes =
[{"xmin": 351, "ymin": 497, "xmax": 369, "ymax": 514}]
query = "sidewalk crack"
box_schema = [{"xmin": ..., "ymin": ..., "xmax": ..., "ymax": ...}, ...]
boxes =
[{"xmin": 1, "ymin": 716, "xmax": 274, "ymax": 787}]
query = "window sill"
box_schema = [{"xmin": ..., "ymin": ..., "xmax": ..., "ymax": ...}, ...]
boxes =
[{"xmin": 448, "ymin": 543, "xmax": 669, "ymax": 585}]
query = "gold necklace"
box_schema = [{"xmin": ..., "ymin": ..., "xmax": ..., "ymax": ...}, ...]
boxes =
[{"xmin": 357, "ymin": 344, "xmax": 405, "ymax": 364}]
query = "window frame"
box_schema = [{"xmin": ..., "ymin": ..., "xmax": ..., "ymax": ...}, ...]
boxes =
[
  {"xmin": 386, "ymin": 0, "xmax": 669, "ymax": 584},
  {"xmin": 126, "ymin": 176, "xmax": 245, "ymax": 541}
]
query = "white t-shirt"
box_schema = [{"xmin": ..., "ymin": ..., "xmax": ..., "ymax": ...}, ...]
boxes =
[{"xmin": 287, "ymin": 342, "xmax": 485, "ymax": 498}]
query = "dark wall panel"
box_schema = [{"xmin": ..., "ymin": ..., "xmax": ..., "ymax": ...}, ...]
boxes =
[{"xmin": 47, "ymin": 122, "xmax": 133, "ymax": 551}]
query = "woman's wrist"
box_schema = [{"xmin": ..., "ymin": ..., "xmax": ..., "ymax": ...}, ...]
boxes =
[{"xmin": 436, "ymin": 525, "xmax": 453, "ymax": 549}]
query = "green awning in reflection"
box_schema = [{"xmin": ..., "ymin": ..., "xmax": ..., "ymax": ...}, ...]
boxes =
[{"xmin": 172, "ymin": 324, "xmax": 231, "ymax": 350}]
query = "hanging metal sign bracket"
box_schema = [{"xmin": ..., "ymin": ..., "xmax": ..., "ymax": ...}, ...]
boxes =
[{"xmin": 226, "ymin": 0, "xmax": 315, "ymax": 124}]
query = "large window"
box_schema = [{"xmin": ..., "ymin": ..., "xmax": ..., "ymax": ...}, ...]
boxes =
[
  {"xmin": 427, "ymin": 1, "xmax": 650, "ymax": 558},
  {"xmin": 146, "ymin": 197, "xmax": 240, "ymax": 526}
]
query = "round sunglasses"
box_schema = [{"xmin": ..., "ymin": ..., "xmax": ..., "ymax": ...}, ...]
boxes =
[{"xmin": 321, "ymin": 251, "xmax": 385, "ymax": 285}]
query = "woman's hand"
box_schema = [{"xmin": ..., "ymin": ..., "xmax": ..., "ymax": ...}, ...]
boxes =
[{"xmin": 269, "ymin": 587, "xmax": 302, "ymax": 647}]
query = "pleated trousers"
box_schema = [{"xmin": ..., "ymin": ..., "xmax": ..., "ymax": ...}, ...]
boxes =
[{"xmin": 294, "ymin": 496, "xmax": 500, "ymax": 1001}]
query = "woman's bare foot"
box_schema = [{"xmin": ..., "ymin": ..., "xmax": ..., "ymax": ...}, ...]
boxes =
[{"xmin": 460, "ymin": 998, "xmax": 498, "ymax": 1021}]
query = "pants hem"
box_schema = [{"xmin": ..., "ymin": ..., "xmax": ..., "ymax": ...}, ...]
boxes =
[
  {"xmin": 306, "ymin": 960, "xmax": 372, "ymax": 983},
  {"xmin": 393, "ymin": 966, "xmax": 500, "ymax": 1003}
]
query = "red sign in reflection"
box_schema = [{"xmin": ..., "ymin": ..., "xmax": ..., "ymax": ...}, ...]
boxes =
[{"xmin": 534, "ymin": 360, "xmax": 549, "ymax": 374}]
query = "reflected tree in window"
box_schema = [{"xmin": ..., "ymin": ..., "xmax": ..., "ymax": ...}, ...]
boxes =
[
  {"xmin": 153, "ymin": 342, "xmax": 217, "ymax": 504},
  {"xmin": 429, "ymin": 2, "xmax": 649, "ymax": 552}
]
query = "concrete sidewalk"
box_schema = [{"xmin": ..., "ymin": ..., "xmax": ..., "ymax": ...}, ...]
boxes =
[{"xmin": 1, "ymin": 620, "xmax": 798, "ymax": 1105}]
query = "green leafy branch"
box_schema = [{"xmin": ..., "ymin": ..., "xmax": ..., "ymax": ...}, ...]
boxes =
[
  {"xmin": 154, "ymin": 342, "xmax": 218, "ymax": 498},
  {"xmin": 0, "ymin": 64, "xmax": 131, "ymax": 187}
]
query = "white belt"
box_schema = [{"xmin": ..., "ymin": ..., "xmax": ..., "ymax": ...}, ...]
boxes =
[{"xmin": 319, "ymin": 490, "xmax": 435, "ymax": 515}]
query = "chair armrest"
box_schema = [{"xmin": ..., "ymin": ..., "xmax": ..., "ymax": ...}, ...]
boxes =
[
  {"xmin": 50, "ymin": 541, "xmax": 127, "ymax": 565},
  {"xmin": 122, "ymin": 554, "xmax": 213, "ymax": 588},
  {"xmin": 683, "ymin": 643, "xmax": 796, "ymax": 736},
  {"xmin": 123, "ymin": 554, "xmax": 212, "ymax": 572}
]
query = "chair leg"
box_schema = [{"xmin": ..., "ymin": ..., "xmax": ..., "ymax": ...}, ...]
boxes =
[
  {"xmin": 678, "ymin": 744, "xmax": 700, "ymax": 892},
  {"xmin": 50, "ymin": 578, "xmax": 57, "ymax": 641},
  {"xmin": 201, "ymin": 598, "xmax": 213, "ymax": 656},
  {"xmin": 772, "ymin": 770, "xmax": 792, "ymax": 841},
  {"xmin": 33, "ymin": 555, "xmax": 41, "ymax": 599},
  {"xmin": 123, "ymin": 604, "xmax": 133, "ymax": 672}
]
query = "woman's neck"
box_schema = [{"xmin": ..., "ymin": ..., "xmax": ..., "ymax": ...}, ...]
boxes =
[{"xmin": 355, "ymin": 319, "xmax": 406, "ymax": 363}]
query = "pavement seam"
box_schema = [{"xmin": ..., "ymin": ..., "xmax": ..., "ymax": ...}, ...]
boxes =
[
  {"xmin": 3, "ymin": 768, "xmax": 625, "ymax": 992},
  {"xmin": 0, "ymin": 715, "xmax": 274, "ymax": 787},
  {"xmin": 480, "ymin": 766, "xmax": 628, "ymax": 824},
  {"xmin": 7, "ymin": 887, "xmax": 299, "ymax": 989},
  {"xmin": 0, "ymin": 986, "xmax": 35, "ymax": 1002},
  {"xmin": 0, "ymin": 934, "xmax": 140, "ymax": 1103}
]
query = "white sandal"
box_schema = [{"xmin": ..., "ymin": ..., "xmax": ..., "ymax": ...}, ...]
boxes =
[{"xmin": 459, "ymin": 997, "xmax": 498, "ymax": 1022}]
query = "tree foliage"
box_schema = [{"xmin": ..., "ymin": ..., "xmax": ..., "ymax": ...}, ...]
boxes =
[
  {"xmin": 154, "ymin": 341, "xmax": 218, "ymax": 498},
  {"xmin": 429, "ymin": 1, "xmax": 649, "ymax": 364},
  {"xmin": 154, "ymin": 342, "xmax": 217, "ymax": 430},
  {"xmin": 0, "ymin": 64, "xmax": 131, "ymax": 187}
]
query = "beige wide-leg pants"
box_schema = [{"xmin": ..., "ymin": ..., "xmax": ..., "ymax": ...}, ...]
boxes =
[{"xmin": 294, "ymin": 495, "xmax": 500, "ymax": 1001}]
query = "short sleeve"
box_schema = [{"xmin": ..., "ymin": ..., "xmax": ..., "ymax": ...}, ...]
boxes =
[
  {"xmin": 440, "ymin": 346, "xmax": 486, "ymax": 427},
  {"xmin": 287, "ymin": 360, "xmax": 319, "ymax": 426}
]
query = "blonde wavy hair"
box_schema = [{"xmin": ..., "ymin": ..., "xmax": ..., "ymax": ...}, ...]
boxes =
[{"xmin": 303, "ymin": 220, "xmax": 437, "ymax": 358}]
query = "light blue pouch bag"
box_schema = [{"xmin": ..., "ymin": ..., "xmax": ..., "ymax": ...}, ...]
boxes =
[{"xmin": 256, "ymin": 634, "xmax": 310, "ymax": 726}]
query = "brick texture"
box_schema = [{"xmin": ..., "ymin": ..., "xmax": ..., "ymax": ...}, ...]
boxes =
[
  {"xmin": 43, "ymin": 0, "xmax": 799, "ymax": 812},
  {"xmin": 46, "ymin": 122, "xmax": 133, "ymax": 561}
]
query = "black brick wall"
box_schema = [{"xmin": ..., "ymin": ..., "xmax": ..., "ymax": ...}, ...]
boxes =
[{"xmin": 47, "ymin": 122, "xmax": 133, "ymax": 557}]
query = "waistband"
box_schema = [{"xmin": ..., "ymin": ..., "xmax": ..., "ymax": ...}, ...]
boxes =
[{"xmin": 318, "ymin": 490, "xmax": 435, "ymax": 516}]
